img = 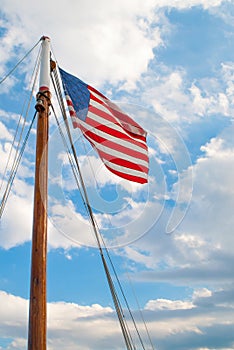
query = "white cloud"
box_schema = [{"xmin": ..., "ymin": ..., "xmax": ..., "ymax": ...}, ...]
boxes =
[
  {"xmin": 114, "ymin": 125, "xmax": 234, "ymax": 277},
  {"xmin": 145, "ymin": 298, "xmax": 195, "ymax": 310},
  {"xmin": 141, "ymin": 287, "xmax": 234, "ymax": 348},
  {"xmin": 119, "ymin": 128, "xmax": 231, "ymax": 271},
  {"xmin": 222, "ymin": 62, "xmax": 234, "ymax": 98},
  {"xmin": 1, "ymin": 2, "xmax": 234, "ymax": 349},
  {"xmin": 193, "ymin": 288, "xmax": 212, "ymax": 299},
  {"xmin": 174, "ymin": 233, "xmax": 207, "ymax": 250},
  {"xmin": 189, "ymin": 84, "xmax": 214, "ymax": 116},
  {"xmin": 154, "ymin": 0, "xmax": 228, "ymax": 10},
  {"xmin": 0, "ymin": 0, "xmax": 163, "ymax": 88},
  {"xmin": 141, "ymin": 62, "xmax": 234, "ymax": 128},
  {"xmin": 0, "ymin": 289, "xmax": 165, "ymax": 350},
  {"xmin": 0, "ymin": 291, "xmax": 28, "ymax": 349},
  {"xmin": 0, "ymin": 189, "xmax": 33, "ymax": 249},
  {"xmin": 1, "ymin": 0, "xmax": 229, "ymax": 92},
  {"xmin": 142, "ymin": 69, "xmax": 193, "ymax": 123},
  {"xmin": 1, "ymin": 286, "xmax": 234, "ymax": 350},
  {"xmin": 0, "ymin": 290, "xmax": 121, "ymax": 350},
  {"xmin": 0, "ymin": 121, "xmax": 13, "ymax": 141},
  {"xmin": 177, "ymin": 132, "xmax": 234, "ymax": 251},
  {"xmin": 48, "ymin": 200, "xmax": 97, "ymax": 249}
]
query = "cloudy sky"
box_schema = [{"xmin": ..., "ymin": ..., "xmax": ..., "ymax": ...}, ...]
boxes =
[{"xmin": 1, "ymin": 0, "xmax": 234, "ymax": 349}]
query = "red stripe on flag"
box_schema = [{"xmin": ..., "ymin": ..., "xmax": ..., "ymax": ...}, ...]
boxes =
[
  {"xmin": 61, "ymin": 68, "xmax": 149, "ymax": 184},
  {"xmin": 80, "ymin": 126, "xmax": 148, "ymax": 163},
  {"xmin": 79, "ymin": 126, "xmax": 148, "ymax": 175},
  {"xmin": 88, "ymin": 84, "xmax": 107, "ymax": 99},
  {"xmin": 89, "ymin": 93, "xmax": 146, "ymax": 139},
  {"xmin": 87, "ymin": 107, "xmax": 147, "ymax": 150},
  {"xmin": 94, "ymin": 148, "xmax": 148, "ymax": 173},
  {"xmin": 105, "ymin": 164, "xmax": 147, "ymax": 184}
]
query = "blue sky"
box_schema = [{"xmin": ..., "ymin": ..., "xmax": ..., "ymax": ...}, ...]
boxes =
[{"xmin": 0, "ymin": 0, "xmax": 234, "ymax": 349}]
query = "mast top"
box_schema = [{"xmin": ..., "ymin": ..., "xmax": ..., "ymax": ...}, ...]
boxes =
[
  {"xmin": 39, "ymin": 37, "xmax": 51, "ymax": 92},
  {"xmin": 40, "ymin": 35, "xmax": 50, "ymax": 41}
]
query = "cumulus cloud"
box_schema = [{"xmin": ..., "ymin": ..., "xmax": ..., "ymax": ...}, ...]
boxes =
[
  {"xmin": 155, "ymin": 0, "xmax": 228, "ymax": 10},
  {"xmin": 177, "ymin": 131, "xmax": 234, "ymax": 252},
  {"xmin": 118, "ymin": 127, "xmax": 234, "ymax": 292},
  {"xmin": 1, "ymin": 286, "xmax": 234, "ymax": 350},
  {"xmin": 0, "ymin": 185, "xmax": 34, "ymax": 249},
  {"xmin": 145, "ymin": 298, "xmax": 195, "ymax": 311},
  {"xmin": 1, "ymin": 0, "xmax": 229, "ymax": 90},
  {"xmin": 142, "ymin": 287, "xmax": 234, "ymax": 349},
  {"xmin": 48, "ymin": 200, "xmax": 97, "ymax": 249},
  {"xmin": 0, "ymin": 121, "xmax": 13, "ymax": 142},
  {"xmin": 139, "ymin": 60, "xmax": 234, "ymax": 128},
  {"xmin": 1, "ymin": 2, "xmax": 234, "ymax": 349},
  {"xmin": 0, "ymin": 0, "xmax": 164, "ymax": 88},
  {"xmin": 0, "ymin": 290, "xmax": 121, "ymax": 350}
]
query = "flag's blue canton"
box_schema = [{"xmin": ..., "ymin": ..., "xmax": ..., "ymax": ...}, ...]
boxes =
[{"xmin": 59, "ymin": 68, "xmax": 90, "ymax": 121}]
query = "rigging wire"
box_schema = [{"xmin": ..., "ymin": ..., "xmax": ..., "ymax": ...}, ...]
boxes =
[
  {"xmin": 51, "ymin": 64, "xmax": 154, "ymax": 350},
  {"xmin": 49, "ymin": 103, "xmax": 87, "ymax": 213},
  {"xmin": 0, "ymin": 42, "xmax": 42, "ymax": 219},
  {"xmin": 0, "ymin": 111, "xmax": 37, "ymax": 218},
  {"xmin": 127, "ymin": 273, "xmax": 155, "ymax": 350},
  {"xmin": 50, "ymin": 45, "xmax": 103, "ymax": 197},
  {"xmin": 0, "ymin": 38, "xmax": 155, "ymax": 348},
  {"xmin": 101, "ymin": 240, "xmax": 147, "ymax": 350},
  {"xmin": 51, "ymin": 44, "xmax": 98, "ymax": 202},
  {"xmin": 51, "ymin": 66, "xmax": 138, "ymax": 350},
  {"xmin": 50, "ymin": 113, "xmax": 136, "ymax": 350},
  {"xmin": 0, "ymin": 44, "xmax": 42, "ymax": 194},
  {"xmin": 0, "ymin": 38, "xmax": 41, "ymax": 85},
  {"xmin": 50, "ymin": 69, "xmax": 87, "ymax": 208},
  {"xmin": 53, "ymin": 67, "xmax": 149, "ymax": 349},
  {"xmin": 51, "ymin": 65, "xmax": 103, "ymax": 223}
]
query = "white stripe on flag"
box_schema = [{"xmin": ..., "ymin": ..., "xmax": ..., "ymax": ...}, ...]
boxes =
[
  {"xmin": 64, "ymin": 92, "xmax": 148, "ymax": 183},
  {"xmin": 104, "ymin": 160, "xmax": 148, "ymax": 181},
  {"xmin": 89, "ymin": 93, "xmax": 147, "ymax": 140},
  {"xmin": 81, "ymin": 112, "xmax": 148, "ymax": 156},
  {"xmin": 79, "ymin": 122, "xmax": 148, "ymax": 168}
]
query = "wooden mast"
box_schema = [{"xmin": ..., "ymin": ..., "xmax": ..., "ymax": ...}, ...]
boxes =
[{"xmin": 28, "ymin": 36, "xmax": 51, "ymax": 350}]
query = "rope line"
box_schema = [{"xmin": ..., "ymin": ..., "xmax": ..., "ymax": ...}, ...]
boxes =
[
  {"xmin": 0, "ymin": 43, "xmax": 41, "ymax": 219},
  {"xmin": 0, "ymin": 39, "xmax": 41, "ymax": 85},
  {"xmin": 0, "ymin": 39, "xmax": 41, "ymax": 84},
  {"xmin": 51, "ymin": 65, "xmax": 138, "ymax": 350},
  {"xmin": 0, "ymin": 39, "xmax": 154, "ymax": 349},
  {"xmin": 0, "ymin": 111, "xmax": 37, "ymax": 218},
  {"xmin": 51, "ymin": 64, "xmax": 156, "ymax": 350},
  {"xmin": 127, "ymin": 273, "xmax": 155, "ymax": 350},
  {"xmin": 0, "ymin": 44, "xmax": 41, "ymax": 193}
]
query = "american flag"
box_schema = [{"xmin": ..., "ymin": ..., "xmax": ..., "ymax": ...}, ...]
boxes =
[{"xmin": 59, "ymin": 68, "xmax": 149, "ymax": 184}]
